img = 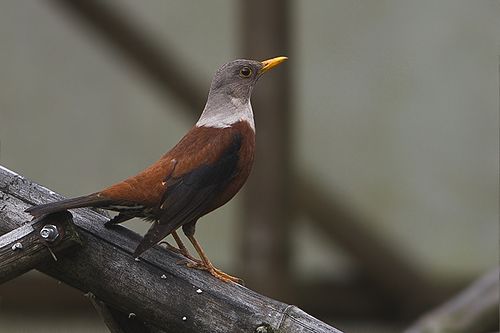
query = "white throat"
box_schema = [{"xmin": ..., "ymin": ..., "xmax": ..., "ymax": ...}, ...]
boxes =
[{"xmin": 196, "ymin": 98, "xmax": 255, "ymax": 131}]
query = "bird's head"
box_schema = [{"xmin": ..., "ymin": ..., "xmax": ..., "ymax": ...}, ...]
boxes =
[
  {"xmin": 198, "ymin": 56, "xmax": 287, "ymax": 130},
  {"xmin": 208, "ymin": 56, "xmax": 287, "ymax": 103}
]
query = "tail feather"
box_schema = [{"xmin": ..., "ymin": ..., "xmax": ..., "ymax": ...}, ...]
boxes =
[
  {"xmin": 133, "ymin": 222, "xmax": 176, "ymax": 257},
  {"xmin": 25, "ymin": 193, "xmax": 109, "ymax": 217}
]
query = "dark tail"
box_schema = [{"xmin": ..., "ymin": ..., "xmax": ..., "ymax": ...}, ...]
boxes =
[
  {"xmin": 25, "ymin": 193, "xmax": 108, "ymax": 217},
  {"xmin": 133, "ymin": 222, "xmax": 176, "ymax": 258}
]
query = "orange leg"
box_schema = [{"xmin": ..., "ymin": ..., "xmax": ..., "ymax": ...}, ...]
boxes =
[
  {"xmin": 160, "ymin": 230, "xmax": 199, "ymax": 263},
  {"xmin": 185, "ymin": 234, "xmax": 243, "ymax": 284},
  {"xmin": 171, "ymin": 230, "xmax": 199, "ymax": 262}
]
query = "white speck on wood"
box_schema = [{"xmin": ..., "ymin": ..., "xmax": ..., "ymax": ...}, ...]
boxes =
[
  {"xmin": 11, "ymin": 242, "xmax": 23, "ymax": 250},
  {"xmin": 38, "ymin": 184, "xmax": 59, "ymax": 196},
  {"xmin": 128, "ymin": 312, "xmax": 136, "ymax": 319},
  {"xmin": 134, "ymin": 257, "xmax": 140, "ymax": 262},
  {"xmin": 182, "ymin": 316, "xmax": 187, "ymax": 321},
  {"xmin": 161, "ymin": 274, "xmax": 167, "ymax": 279},
  {"xmin": 196, "ymin": 288, "xmax": 202, "ymax": 294}
]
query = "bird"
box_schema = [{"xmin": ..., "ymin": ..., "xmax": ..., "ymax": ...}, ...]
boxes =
[{"xmin": 25, "ymin": 56, "xmax": 287, "ymax": 283}]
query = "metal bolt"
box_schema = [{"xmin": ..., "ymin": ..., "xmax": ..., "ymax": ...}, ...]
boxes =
[{"xmin": 40, "ymin": 224, "xmax": 59, "ymax": 242}]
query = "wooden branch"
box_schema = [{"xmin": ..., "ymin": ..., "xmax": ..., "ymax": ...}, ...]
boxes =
[
  {"xmin": 0, "ymin": 210, "xmax": 80, "ymax": 283},
  {"xmin": 404, "ymin": 267, "xmax": 499, "ymax": 333},
  {"xmin": 0, "ymin": 165, "xmax": 342, "ymax": 333},
  {"xmin": 87, "ymin": 292, "xmax": 165, "ymax": 333}
]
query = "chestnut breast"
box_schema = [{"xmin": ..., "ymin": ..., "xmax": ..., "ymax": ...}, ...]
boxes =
[
  {"xmin": 100, "ymin": 121, "xmax": 255, "ymax": 221},
  {"xmin": 163, "ymin": 120, "xmax": 255, "ymax": 218}
]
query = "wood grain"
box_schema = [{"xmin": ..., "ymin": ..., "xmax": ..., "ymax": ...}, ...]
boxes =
[{"xmin": 0, "ymin": 210, "xmax": 81, "ymax": 284}]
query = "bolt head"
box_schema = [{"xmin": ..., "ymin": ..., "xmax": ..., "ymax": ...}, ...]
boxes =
[{"xmin": 40, "ymin": 225, "xmax": 59, "ymax": 242}]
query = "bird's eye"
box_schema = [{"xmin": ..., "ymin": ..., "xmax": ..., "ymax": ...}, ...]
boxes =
[{"xmin": 239, "ymin": 66, "xmax": 252, "ymax": 78}]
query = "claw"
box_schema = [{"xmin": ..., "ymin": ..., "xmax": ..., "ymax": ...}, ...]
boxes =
[
  {"xmin": 163, "ymin": 231, "xmax": 244, "ymax": 284},
  {"xmin": 186, "ymin": 261, "xmax": 244, "ymax": 284}
]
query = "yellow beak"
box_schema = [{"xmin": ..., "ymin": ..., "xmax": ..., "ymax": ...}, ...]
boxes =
[{"xmin": 260, "ymin": 56, "xmax": 288, "ymax": 74}]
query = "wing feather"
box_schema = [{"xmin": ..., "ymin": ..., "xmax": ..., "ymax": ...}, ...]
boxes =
[{"xmin": 134, "ymin": 131, "xmax": 242, "ymax": 256}]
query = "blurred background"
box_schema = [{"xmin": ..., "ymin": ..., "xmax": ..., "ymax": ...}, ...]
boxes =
[{"xmin": 0, "ymin": 1, "xmax": 498, "ymax": 332}]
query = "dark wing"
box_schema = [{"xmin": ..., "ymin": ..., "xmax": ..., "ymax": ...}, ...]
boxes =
[{"xmin": 134, "ymin": 132, "xmax": 242, "ymax": 256}]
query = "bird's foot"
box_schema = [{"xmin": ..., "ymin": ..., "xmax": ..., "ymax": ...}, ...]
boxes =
[{"xmin": 186, "ymin": 261, "xmax": 244, "ymax": 285}]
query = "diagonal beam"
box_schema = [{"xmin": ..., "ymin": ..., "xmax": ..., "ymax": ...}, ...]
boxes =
[
  {"xmin": 49, "ymin": 0, "xmax": 205, "ymax": 114},
  {"xmin": 297, "ymin": 175, "xmax": 438, "ymax": 315},
  {"xmin": 404, "ymin": 267, "xmax": 499, "ymax": 333}
]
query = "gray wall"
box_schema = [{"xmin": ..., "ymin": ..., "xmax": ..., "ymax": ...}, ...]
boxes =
[{"xmin": 0, "ymin": 0, "xmax": 498, "ymax": 292}]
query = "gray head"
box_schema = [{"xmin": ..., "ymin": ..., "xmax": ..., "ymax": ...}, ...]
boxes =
[{"xmin": 196, "ymin": 57, "xmax": 287, "ymax": 130}]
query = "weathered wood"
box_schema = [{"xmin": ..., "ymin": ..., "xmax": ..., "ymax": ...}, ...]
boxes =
[
  {"xmin": 0, "ymin": 165, "xmax": 342, "ymax": 333},
  {"xmin": 0, "ymin": 209, "xmax": 80, "ymax": 284},
  {"xmin": 404, "ymin": 267, "xmax": 499, "ymax": 333},
  {"xmin": 87, "ymin": 292, "xmax": 164, "ymax": 333}
]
